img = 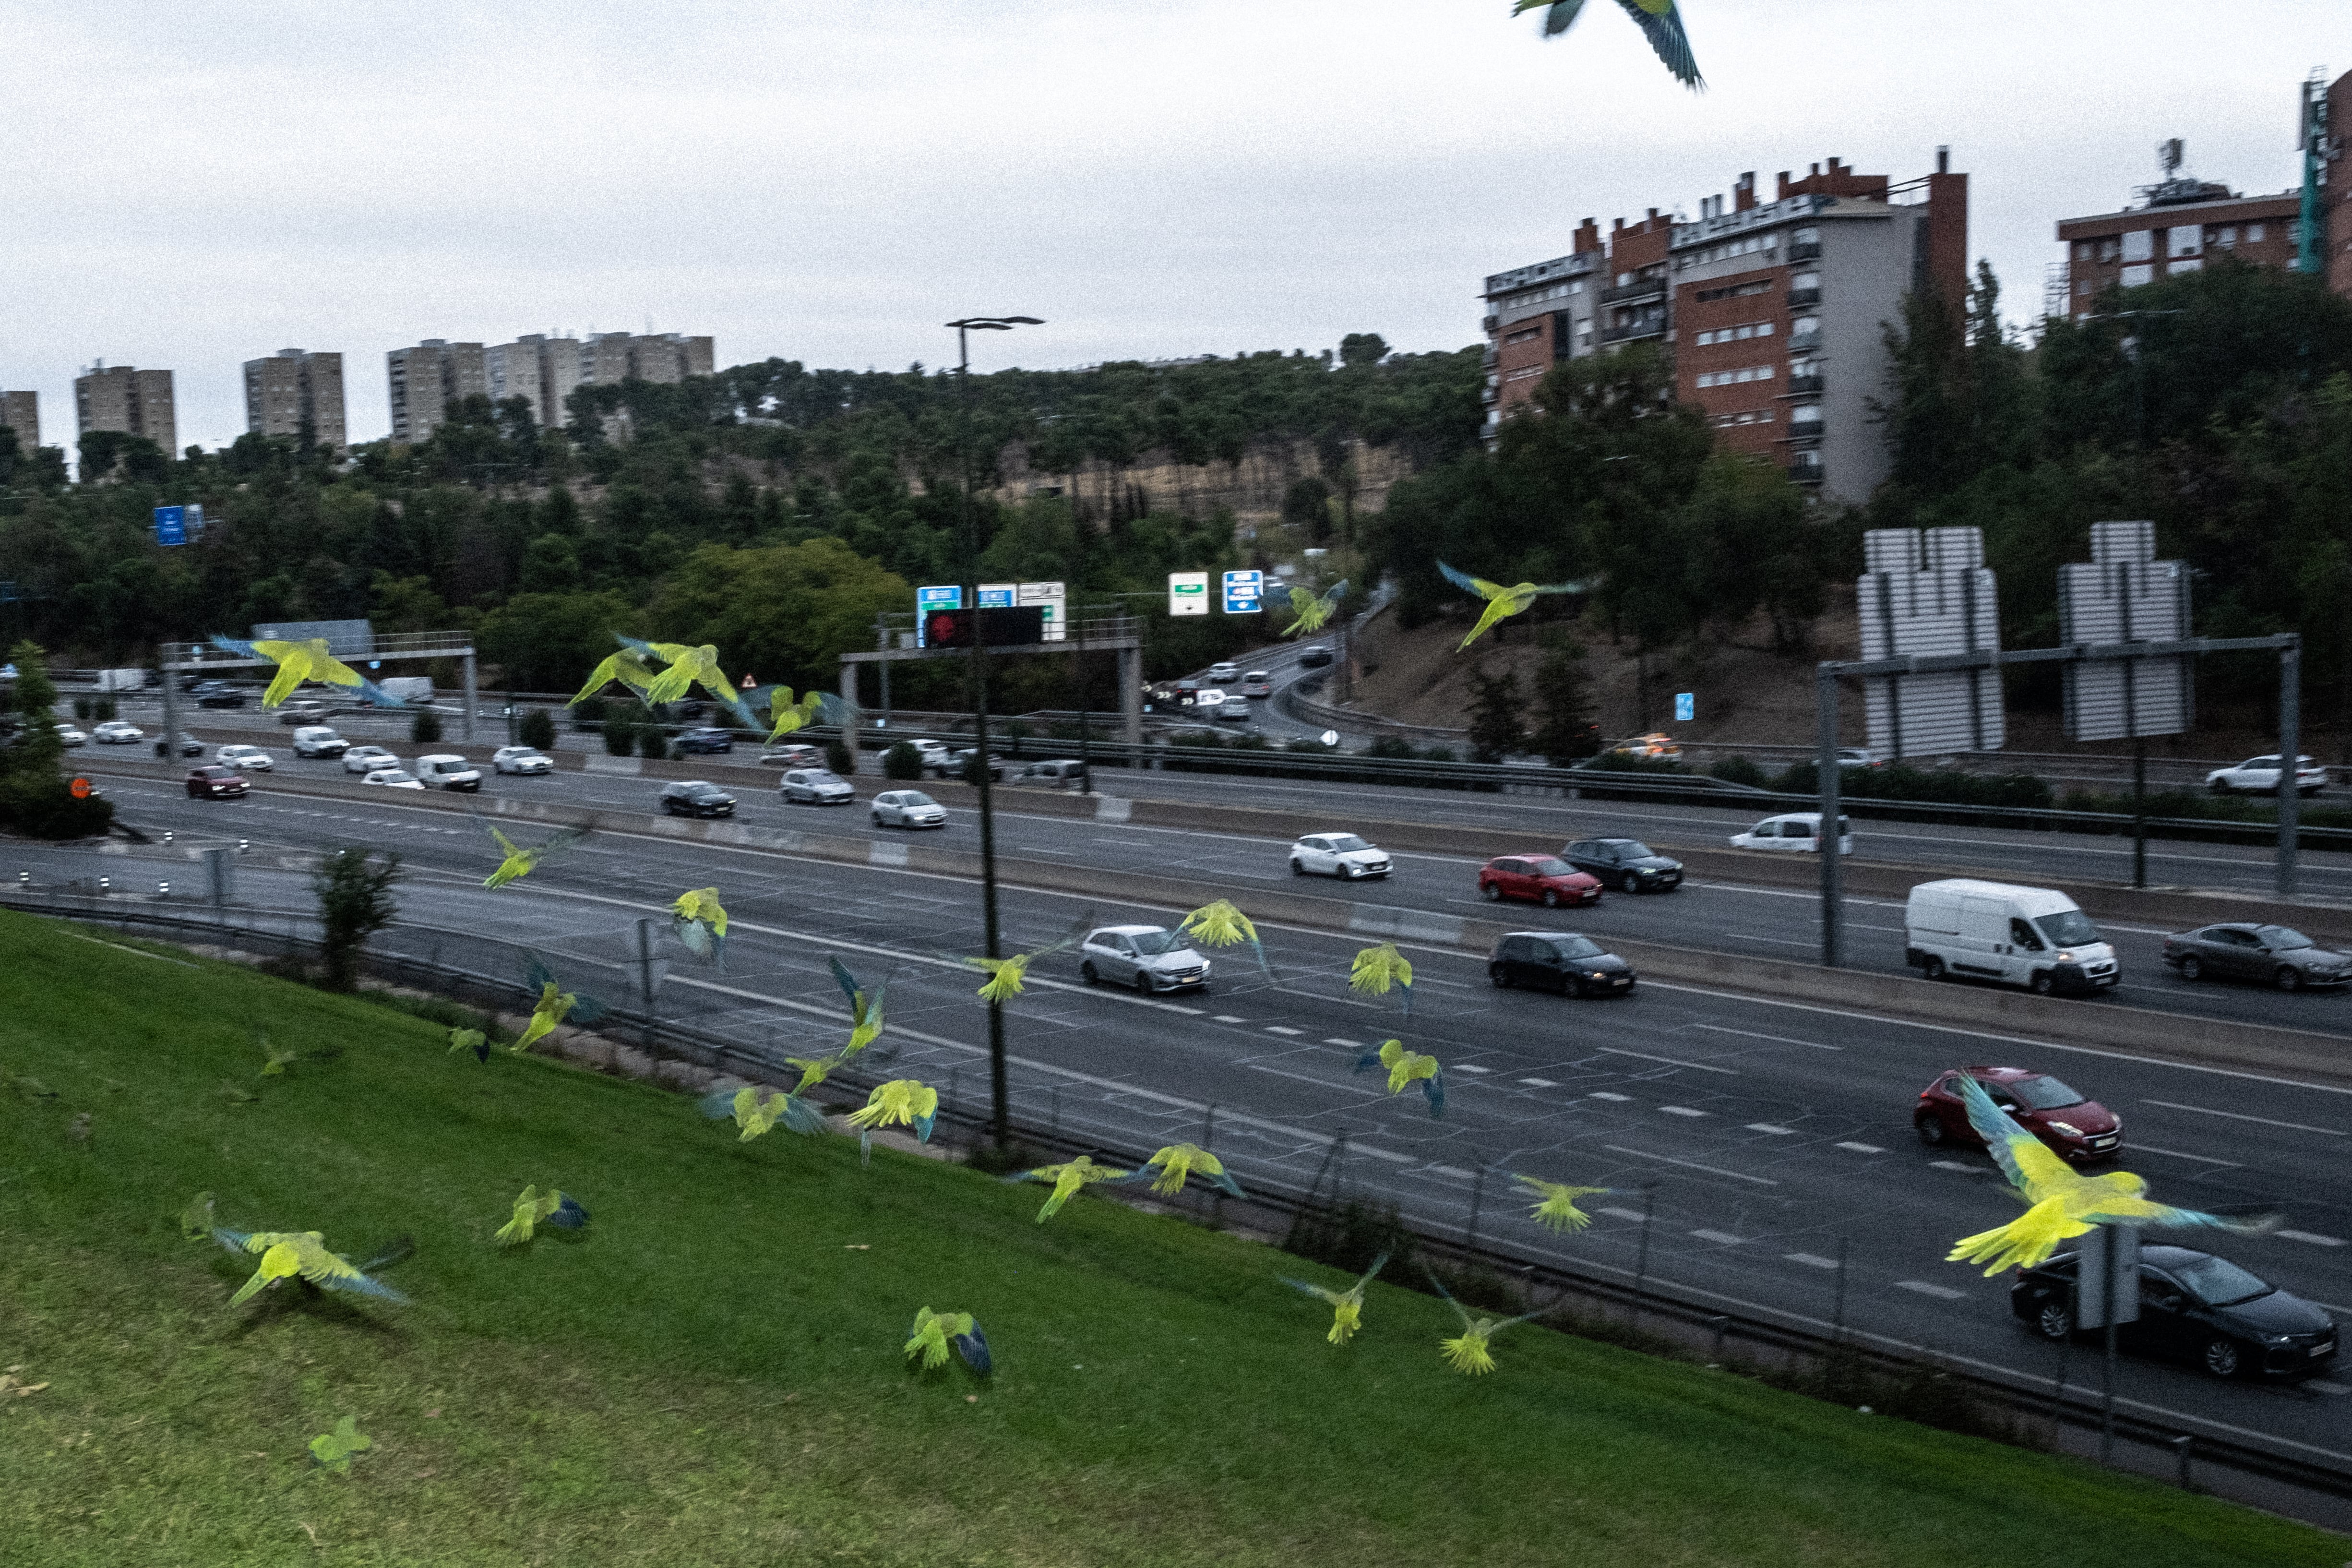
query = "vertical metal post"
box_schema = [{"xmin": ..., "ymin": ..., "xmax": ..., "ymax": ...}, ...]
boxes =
[
  {"xmin": 1118, "ymin": 643, "xmax": 1143, "ymax": 751},
  {"xmin": 878, "ymin": 617, "xmax": 893, "ymax": 734},
  {"xmin": 1464, "ymin": 1164, "xmax": 1486, "ymax": 1251},
  {"xmin": 2173, "ymin": 1434, "xmax": 2194, "ymax": 1490},
  {"xmin": 837, "ymin": 661, "xmax": 860, "ymax": 775},
  {"xmin": 1630, "ymin": 1184, "xmax": 1656, "ymax": 1326},
  {"xmin": 1831, "ymin": 1233, "xmax": 1849, "ymax": 1345},
  {"xmin": 1076, "ymin": 611, "xmax": 1092, "ymax": 794},
  {"xmin": 1708, "ymin": 1314, "xmax": 1729, "ymax": 1364},
  {"xmin": 2131, "ymin": 739, "xmax": 2148, "ymax": 890},
  {"xmin": 2279, "ymin": 637, "xmax": 2301, "ymax": 898},
  {"xmin": 1815, "ymin": 665, "xmax": 1844, "ymax": 967},
  {"xmin": 160, "ymin": 650, "xmax": 181, "ymax": 766},
  {"xmin": 955, "ymin": 323, "xmax": 1011, "ymax": 1153},
  {"xmin": 636, "ymin": 918, "xmax": 657, "ymax": 1052},
  {"xmin": 2101, "ymin": 1222, "xmax": 2120, "ymax": 1465},
  {"xmin": 461, "ymin": 651, "xmax": 478, "ymax": 742}
]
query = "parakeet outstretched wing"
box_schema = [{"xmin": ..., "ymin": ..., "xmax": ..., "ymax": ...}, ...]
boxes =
[
  {"xmin": 1436, "ymin": 561, "xmax": 1508, "ymax": 600},
  {"xmin": 1954, "ymin": 1075, "xmax": 2073, "ymax": 1201},
  {"xmin": 1512, "ymin": 0, "xmax": 1701, "ymax": 88}
]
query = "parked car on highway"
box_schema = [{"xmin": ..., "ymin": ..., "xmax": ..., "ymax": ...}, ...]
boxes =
[
  {"xmin": 341, "ymin": 745, "xmax": 400, "ymax": 775},
  {"xmin": 1487, "ymin": 932, "xmax": 1635, "ymax": 996},
  {"xmin": 871, "ymin": 790, "xmax": 946, "ymax": 829},
  {"xmin": 276, "ymin": 700, "xmax": 331, "ymax": 725},
  {"xmin": 2011, "ymin": 1245, "xmax": 2337, "ymax": 1380},
  {"xmin": 362, "ymin": 768, "xmax": 425, "ymax": 790},
  {"xmin": 155, "ymin": 731, "xmax": 204, "ymax": 757},
  {"xmin": 413, "ymin": 754, "xmax": 482, "ymax": 791},
  {"xmin": 186, "ymin": 765, "xmax": 250, "ymax": 800},
  {"xmin": 661, "ymin": 780, "xmax": 737, "ymax": 817},
  {"xmin": 2162, "ymin": 923, "xmax": 2352, "ymax": 991},
  {"xmin": 1239, "ymin": 671, "xmax": 1274, "ymax": 699},
  {"xmin": 762, "ymin": 742, "xmax": 825, "ymax": 769},
  {"xmin": 2206, "ymin": 754, "xmax": 2328, "ymax": 797},
  {"xmin": 778, "ymin": 768, "xmax": 853, "ymax": 805},
  {"xmin": 1289, "ymin": 832, "xmax": 1392, "ymax": 880},
  {"xmin": 1728, "ymin": 813, "xmax": 1852, "ymax": 854},
  {"xmin": 292, "ymin": 725, "xmax": 348, "ymax": 758},
  {"xmin": 55, "ymin": 724, "xmax": 87, "ymax": 747},
  {"xmin": 92, "ymin": 721, "xmax": 143, "ymax": 744},
  {"xmin": 1905, "ymin": 878, "xmax": 2117, "ymax": 995},
  {"xmin": 1014, "ymin": 759, "xmax": 1087, "ymax": 788},
  {"xmin": 214, "ymin": 743, "xmax": 274, "ymax": 772},
  {"xmin": 1560, "ymin": 838, "xmax": 1683, "ymax": 893},
  {"xmin": 946, "ymin": 748, "xmax": 1014, "ymax": 782},
  {"xmin": 674, "ymin": 726, "xmax": 736, "ymax": 755},
  {"xmin": 1478, "ymin": 854, "xmax": 1602, "ymax": 908},
  {"xmin": 1079, "ymin": 924, "xmax": 1210, "ymax": 993},
  {"xmin": 1913, "ymin": 1065, "xmax": 2119, "ymax": 1161},
  {"xmin": 192, "ymin": 682, "xmax": 248, "ymax": 708},
  {"xmin": 1296, "ymin": 645, "xmax": 1333, "ymax": 669},
  {"xmin": 1204, "ymin": 661, "xmax": 1241, "ymax": 683},
  {"xmin": 492, "ymin": 745, "xmax": 552, "ymax": 775}
]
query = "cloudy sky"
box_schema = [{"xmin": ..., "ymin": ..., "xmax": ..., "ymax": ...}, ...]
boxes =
[{"xmin": 3, "ymin": 1, "xmax": 2342, "ymax": 453}]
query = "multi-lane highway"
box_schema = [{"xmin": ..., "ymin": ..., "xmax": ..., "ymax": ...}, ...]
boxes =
[{"xmin": 16, "ymin": 757, "xmax": 2352, "ymax": 1472}]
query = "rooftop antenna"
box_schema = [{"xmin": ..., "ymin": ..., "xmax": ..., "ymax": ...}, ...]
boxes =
[{"xmin": 2157, "ymin": 137, "xmax": 2185, "ymax": 180}]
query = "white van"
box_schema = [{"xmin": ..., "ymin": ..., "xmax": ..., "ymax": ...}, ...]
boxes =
[
  {"xmin": 1904, "ymin": 878, "xmax": 2118, "ymax": 996},
  {"xmin": 412, "ymin": 754, "xmax": 483, "ymax": 792},
  {"xmin": 291, "ymin": 725, "xmax": 348, "ymax": 759}
]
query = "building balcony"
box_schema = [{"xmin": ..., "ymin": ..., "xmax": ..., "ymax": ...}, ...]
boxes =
[
  {"xmin": 1779, "ymin": 372, "xmax": 1824, "ymax": 397},
  {"xmin": 1600, "ymin": 278, "xmax": 1668, "ymax": 306},
  {"xmin": 1481, "ymin": 347, "xmax": 1499, "ymax": 368},
  {"xmin": 1481, "ymin": 383, "xmax": 1500, "ymax": 406},
  {"xmin": 1787, "ymin": 331, "xmax": 1823, "ymax": 352},
  {"xmin": 1786, "ymin": 287, "xmax": 1822, "ymax": 308},
  {"xmin": 1600, "ymin": 315, "xmax": 1669, "ymax": 344},
  {"xmin": 1482, "ymin": 314, "xmax": 1500, "ymax": 333},
  {"xmin": 1788, "ymin": 240, "xmax": 1822, "ymax": 262}
]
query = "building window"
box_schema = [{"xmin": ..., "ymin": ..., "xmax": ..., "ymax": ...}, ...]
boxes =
[
  {"xmin": 2169, "ymin": 256, "xmax": 2203, "ymax": 275},
  {"xmin": 1569, "ymin": 280, "xmax": 1583, "ymax": 294},
  {"xmin": 2248, "ymin": 223, "xmax": 2266, "ymax": 242},
  {"xmin": 2218, "ymin": 226, "xmax": 2236, "ymax": 247},
  {"xmin": 2076, "ymin": 278, "xmax": 2092, "ymax": 295},
  {"xmin": 2075, "ymin": 242, "xmax": 2092, "ymax": 260},
  {"xmin": 1791, "ymin": 271, "xmax": 1821, "ymax": 292},
  {"xmin": 2120, "ymin": 263, "xmax": 2153, "ymax": 287},
  {"xmin": 1790, "ymin": 404, "xmax": 1823, "ymax": 427},
  {"xmin": 2097, "ymin": 237, "xmax": 2121, "ymax": 263},
  {"xmin": 1788, "ymin": 318, "xmax": 1816, "ymax": 338},
  {"xmin": 2168, "ymin": 225, "xmax": 2201, "ymax": 259},
  {"xmin": 2121, "ymin": 229, "xmax": 2153, "ymax": 263}
]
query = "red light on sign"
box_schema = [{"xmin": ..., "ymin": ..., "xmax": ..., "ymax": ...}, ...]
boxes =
[{"xmin": 69, "ymin": 777, "xmax": 91, "ymax": 799}]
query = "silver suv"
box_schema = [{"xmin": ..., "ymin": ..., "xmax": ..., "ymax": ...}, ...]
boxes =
[{"xmin": 1078, "ymin": 925, "xmax": 1210, "ymax": 993}]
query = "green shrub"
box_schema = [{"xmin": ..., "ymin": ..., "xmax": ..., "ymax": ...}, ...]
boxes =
[
  {"xmin": 0, "ymin": 775, "xmax": 116, "ymax": 839},
  {"xmin": 639, "ymin": 726, "xmax": 669, "ymax": 760},
  {"xmin": 826, "ymin": 740, "xmax": 854, "ymax": 775},
  {"xmin": 409, "ymin": 707, "xmax": 443, "ymax": 745},
  {"xmin": 1707, "ymin": 755, "xmax": 1768, "ymax": 788},
  {"xmin": 575, "ymin": 695, "xmax": 608, "ymax": 726},
  {"xmin": 94, "ymin": 697, "xmax": 116, "ymax": 722},
  {"xmin": 1421, "ymin": 744, "xmax": 1457, "ymax": 762},
  {"xmin": 1365, "ymin": 735, "xmax": 1418, "ymax": 759},
  {"xmin": 72, "ymin": 697, "xmax": 91, "ymax": 720},
  {"xmin": 882, "ymin": 741, "xmax": 924, "ymax": 780},
  {"xmin": 311, "ymin": 848, "xmax": 401, "ymax": 991},
  {"xmin": 517, "ymin": 707, "xmax": 557, "ymax": 751},
  {"xmin": 603, "ymin": 719, "xmax": 636, "ymax": 756},
  {"xmin": 957, "ymin": 748, "xmax": 989, "ymax": 786}
]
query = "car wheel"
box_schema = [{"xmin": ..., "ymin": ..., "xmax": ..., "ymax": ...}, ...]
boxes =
[
  {"xmin": 1541, "ymin": 889, "xmax": 1560, "ymax": 909},
  {"xmin": 2031, "ymin": 971, "xmax": 2056, "ymax": 996},
  {"xmin": 1915, "ymin": 1114, "xmax": 1947, "ymax": 1148},
  {"xmin": 1290, "ymin": 861, "xmax": 1305, "ymax": 876},
  {"xmin": 1922, "ymin": 956, "xmax": 1947, "ymax": 981},
  {"xmin": 1489, "ymin": 964, "xmax": 1510, "ymax": 988},
  {"xmin": 1481, "ymin": 882, "xmax": 1501, "ymax": 901},
  {"xmin": 1134, "ymin": 971, "xmax": 1154, "ymax": 995},
  {"xmin": 2276, "ymin": 966, "xmax": 2304, "ymax": 993},
  {"xmin": 872, "ymin": 813, "xmax": 883, "ymax": 826},
  {"xmin": 1080, "ymin": 961, "xmax": 1098, "ymax": 985},
  {"xmin": 2035, "ymin": 1300, "xmax": 2074, "ymax": 1341},
  {"xmin": 2201, "ymin": 1337, "xmax": 2243, "ymax": 1379},
  {"xmin": 2179, "ymin": 955, "xmax": 2202, "ymax": 981},
  {"xmin": 2209, "ymin": 779, "xmax": 2232, "ymax": 796},
  {"xmin": 1621, "ymin": 872, "xmax": 1641, "ymax": 894}
]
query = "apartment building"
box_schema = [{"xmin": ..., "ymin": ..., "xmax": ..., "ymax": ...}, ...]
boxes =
[
  {"xmin": 488, "ymin": 334, "xmax": 585, "ymax": 427},
  {"xmin": 0, "ymin": 390, "xmax": 37, "ymax": 448},
  {"xmin": 1482, "ymin": 152, "xmax": 1968, "ymax": 503},
  {"xmin": 581, "ymin": 330, "xmax": 716, "ymax": 387},
  {"xmin": 241, "ymin": 348, "xmax": 347, "ymax": 453},
  {"xmin": 74, "ymin": 363, "xmax": 177, "ymax": 457},
  {"xmin": 385, "ymin": 339, "xmax": 486, "ymax": 443}
]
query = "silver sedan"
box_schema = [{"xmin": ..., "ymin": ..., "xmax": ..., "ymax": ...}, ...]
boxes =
[
  {"xmin": 1078, "ymin": 925, "xmax": 1210, "ymax": 994},
  {"xmin": 871, "ymin": 790, "xmax": 947, "ymax": 828}
]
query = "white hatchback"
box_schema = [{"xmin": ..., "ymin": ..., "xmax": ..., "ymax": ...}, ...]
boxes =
[
  {"xmin": 493, "ymin": 746, "xmax": 553, "ymax": 775},
  {"xmin": 871, "ymin": 790, "xmax": 946, "ymax": 828},
  {"xmin": 342, "ymin": 745, "xmax": 400, "ymax": 775},
  {"xmin": 1729, "ymin": 813, "xmax": 1852, "ymax": 854},
  {"xmin": 215, "ymin": 744, "xmax": 274, "ymax": 771},
  {"xmin": 1290, "ymin": 832, "xmax": 1393, "ymax": 880},
  {"xmin": 92, "ymin": 720, "xmax": 144, "ymax": 744}
]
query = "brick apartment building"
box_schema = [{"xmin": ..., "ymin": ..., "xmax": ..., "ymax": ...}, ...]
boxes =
[
  {"xmin": 0, "ymin": 390, "xmax": 38, "ymax": 448},
  {"xmin": 1482, "ymin": 152, "xmax": 1968, "ymax": 503},
  {"xmin": 242, "ymin": 348, "xmax": 347, "ymax": 453},
  {"xmin": 2053, "ymin": 71, "xmax": 2352, "ymax": 317},
  {"xmin": 393, "ymin": 330, "xmax": 714, "ymax": 441},
  {"xmin": 74, "ymin": 362, "xmax": 176, "ymax": 459}
]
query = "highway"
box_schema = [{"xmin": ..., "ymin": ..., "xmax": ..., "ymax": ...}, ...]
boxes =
[{"xmin": 15, "ymin": 762, "xmax": 2352, "ymax": 1472}]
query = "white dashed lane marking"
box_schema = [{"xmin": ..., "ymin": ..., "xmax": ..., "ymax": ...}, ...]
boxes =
[
  {"xmin": 1453, "ymin": 1064, "xmax": 1492, "ymax": 1075},
  {"xmin": 1837, "ymin": 1141, "xmax": 1886, "ymax": 1154},
  {"xmin": 1660, "ymin": 1106, "xmax": 1707, "ymax": 1118},
  {"xmin": 1597, "ymin": 1207, "xmax": 1648, "ymax": 1223},
  {"xmin": 1930, "ymin": 1160, "xmax": 1982, "ymax": 1173},
  {"xmin": 1897, "ymin": 1281, "xmax": 1968, "ymax": 1300},
  {"xmin": 1264, "ymin": 1026, "xmax": 1302, "ymax": 1037},
  {"xmin": 1785, "ymin": 1253, "xmax": 1841, "ymax": 1269},
  {"xmin": 1589, "ymin": 1092, "xmax": 1633, "ymax": 1103},
  {"xmin": 1519, "ymin": 1077, "xmax": 1559, "ymax": 1088},
  {"xmin": 1689, "ymin": 1229, "xmax": 1747, "ymax": 1245},
  {"xmin": 1744, "ymin": 1124, "xmax": 1796, "ymax": 1136}
]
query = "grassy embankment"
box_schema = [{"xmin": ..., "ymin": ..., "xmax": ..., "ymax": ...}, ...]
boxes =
[{"xmin": 0, "ymin": 909, "xmax": 2339, "ymax": 1567}]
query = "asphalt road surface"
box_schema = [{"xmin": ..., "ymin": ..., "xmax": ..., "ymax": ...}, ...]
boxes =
[{"xmin": 14, "ymin": 769, "xmax": 2352, "ymax": 1472}]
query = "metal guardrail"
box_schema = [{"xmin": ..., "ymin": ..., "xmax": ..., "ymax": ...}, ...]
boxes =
[{"xmin": 13, "ymin": 888, "xmax": 2352, "ymax": 1514}]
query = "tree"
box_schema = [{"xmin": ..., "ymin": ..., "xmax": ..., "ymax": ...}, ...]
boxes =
[
  {"xmin": 2, "ymin": 639, "xmax": 65, "ymax": 778},
  {"xmin": 1338, "ymin": 333, "xmax": 1389, "ymax": 369},
  {"xmin": 410, "ymin": 708, "xmax": 443, "ymax": 745},
  {"xmin": 1527, "ymin": 635, "xmax": 1600, "ymax": 763},
  {"xmin": 882, "ymin": 740, "xmax": 924, "ymax": 780},
  {"xmin": 1466, "ymin": 663, "xmax": 1524, "ymax": 763},
  {"xmin": 644, "ymin": 538, "xmax": 909, "ymax": 698},
  {"xmin": 1281, "ymin": 476, "xmax": 1334, "ymax": 543},
  {"xmin": 313, "ymin": 849, "xmax": 401, "ymax": 990},
  {"xmin": 517, "ymin": 708, "xmax": 557, "ymax": 750}
]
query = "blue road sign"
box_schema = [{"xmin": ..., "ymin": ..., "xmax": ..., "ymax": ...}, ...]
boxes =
[
  {"xmin": 1222, "ymin": 569, "xmax": 1264, "ymax": 614},
  {"xmin": 152, "ymin": 505, "xmax": 187, "ymax": 547},
  {"xmin": 915, "ymin": 585, "xmax": 962, "ymax": 646},
  {"xmin": 1674, "ymin": 692, "xmax": 1695, "ymax": 723}
]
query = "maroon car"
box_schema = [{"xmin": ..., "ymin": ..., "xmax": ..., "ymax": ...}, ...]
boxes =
[
  {"xmin": 1915, "ymin": 1065, "xmax": 2120, "ymax": 1162},
  {"xmin": 1478, "ymin": 854, "xmax": 1602, "ymax": 909},
  {"xmin": 186, "ymin": 765, "xmax": 250, "ymax": 800}
]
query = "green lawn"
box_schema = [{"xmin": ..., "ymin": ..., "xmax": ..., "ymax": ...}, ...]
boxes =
[{"xmin": 0, "ymin": 909, "xmax": 2338, "ymax": 1567}]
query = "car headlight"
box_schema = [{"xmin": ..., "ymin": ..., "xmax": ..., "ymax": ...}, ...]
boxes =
[
  {"xmin": 2048, "ymin": 1121, "xmax": 2083, "ymax": 1138},
  {"xmin": 1588, "ymin": 971, "xmax": 1609, "ymax": 980}
]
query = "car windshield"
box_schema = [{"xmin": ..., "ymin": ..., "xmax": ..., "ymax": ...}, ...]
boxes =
[
  {"xmin": 1527, "ymin": 858, "xmax": 1576, "ymax": 878},
  {"xmin": 1244, "ymin": 672, "xmax": 1268, "ymax": 682},
  {"xmin": 803, "ymin": 772, "xmax": 840, "ymax": 786},
  {"xmin": 1607, "ymin": 841, "xmax": 1657, "ymax": 860},
  {"xmin": 2255, "ymin": 925, "xmax": 2315, "ymax": 951},
  {"xmin": 1326, "ymin": 835, "xmax": 1371, "ymax": 853},
  {"xmin": 899, "ymin": 792, "xmax": 935, "ymax": 807},
  {"xmin": 1550, "ymin": 936, "xmax": 1604, "ymax": 959},
  {"xmin": 2167, "ymin": 1254, "xmax": 2273, "ymax": 1308},
  {"xmin": 2007, "ymin": 1075, "xmax": 2085, "ymax": 1111},
  {"xmin": 1129, "ymin": 930, "xmax": 1183, "ymax": 957},
  {"xmin": 2033, "ymin": 910, "xmax": 2101, "ymax": 947}
]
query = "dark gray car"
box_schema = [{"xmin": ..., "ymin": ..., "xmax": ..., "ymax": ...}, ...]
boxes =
[
  {"xmin": 2161, "ymin": 923, "xmax": 2352, "ymax": 991},
  {"xmin": 1560, "ymin": 838, "xmax": 1683, "ymax": 894},
  {"xmin": 1488, "ymin": 932, "xmax": 1636, "ymax": 997}
]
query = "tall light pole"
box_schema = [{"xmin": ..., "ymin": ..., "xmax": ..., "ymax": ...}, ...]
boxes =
[{"xmin": 949, "ymin": 314, "xmax": 1041, "ymax": 1154}]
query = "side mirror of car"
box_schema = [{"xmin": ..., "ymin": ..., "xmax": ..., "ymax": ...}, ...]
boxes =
[{"xmin": 2155, "ymin": 1293, "xmax": 2185, "ymax": 1312}]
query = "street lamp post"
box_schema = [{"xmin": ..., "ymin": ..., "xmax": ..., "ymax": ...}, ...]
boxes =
[{"xmin": 949, "ymin": 314, "xmax": 1042, "ymax": 1154}]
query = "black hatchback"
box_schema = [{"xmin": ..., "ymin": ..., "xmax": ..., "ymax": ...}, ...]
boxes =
[
  {"xmin": 1561, "ymin": 838, "xmax": 1683, "ymax": 894},
  {"xmin": 1488, "ymin": 932, "xmax": 1636, "ymax": 997},
  {"xmin": 673, "ymin": 727, "xmax": 736, "ymax": 756},
  {"xmin": 2010, "ymin": 1245, "xmax": 2338, "ymax": 1380},
  {"xmin": 659, "ymin": 781, "xmax": 736, "ymax": 818}
]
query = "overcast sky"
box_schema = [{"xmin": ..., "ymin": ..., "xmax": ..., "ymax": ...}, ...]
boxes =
[{"xmin": 3, "ymin": 1, "xmax": 2343, "ymax": 453}]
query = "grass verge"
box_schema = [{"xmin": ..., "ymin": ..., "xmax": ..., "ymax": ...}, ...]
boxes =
[{"xmin": 0, "ymin": 909, "xmax": 2339, "ymax": 1567}]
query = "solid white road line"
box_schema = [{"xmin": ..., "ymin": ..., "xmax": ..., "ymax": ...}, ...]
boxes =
[
  {"xmin": 2139, "ymin": 1099, "xmax": 2346, "ymax": 1136},
  {"xmin": 1689, "ymin": 1229, "xmax": 1747, "ymax": 1245},
  {"xmin": 1784, "ymin": 1253, "xmax": 1841, "ymax": 1269},
  {"xmin": 1596, "ymin": 1046, "xmax": 1738, "ymax": 1075},
  {"xmin": 1691, "ymin": 1024, "xmax": 1839, "ymax": 1051},
  {"xmin": 1836, "ymin": 1141, "xmax": 1887, "ymax": 1154},
  {"xmin": 1601, "ymin": 1145, "xmax": 1779, "ymax": 1186},
  {"xmin": 2127, "ymin": 1143, "xmax": 2241, "ymax": 1168}
]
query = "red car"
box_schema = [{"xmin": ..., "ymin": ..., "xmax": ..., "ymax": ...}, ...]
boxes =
[
  {"xmin": 1478, "ymin": 854, "xmax": 1602, "ymax": 909},
  {"xmin": 1914, "ymin": 1066, "xmax": 2120, "ymax": 1163},
  {"xmin": 186, "ymin": 765, "xmax": 250, "ymax": 800}
]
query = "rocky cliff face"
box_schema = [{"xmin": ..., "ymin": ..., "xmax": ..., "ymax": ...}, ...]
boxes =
[{"xmin": 973, "ymin": 438, "xmax": 1422, "ymax": 524}]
